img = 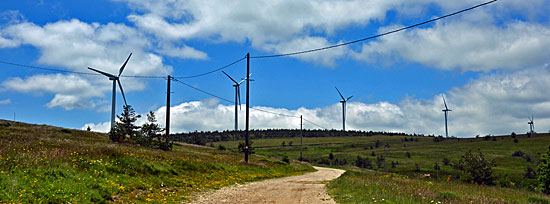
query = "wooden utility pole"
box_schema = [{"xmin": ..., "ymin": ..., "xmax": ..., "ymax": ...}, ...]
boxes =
[
  {"xmin": 300, "ymin": 115, "xmax": 303, "ymax": 161},
  {"xmin": 245, "ymin": 53, "xmax": 250, "ymax": 163},
  {"xmin": 166, "ymin": 75, "xmax": 171, "ymax": 138}
]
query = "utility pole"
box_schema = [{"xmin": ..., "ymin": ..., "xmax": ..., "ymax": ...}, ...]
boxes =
[
  {"xmin": 245, "ymin": 53, "xmax": 250, "ymax": 163},
  {"xmin": 166, "ymin": 75, "xmax": 171, "ymax": 138},
  {"xmin": 300, "ymin": 115, "xmax": 303, "ymax": 161}
]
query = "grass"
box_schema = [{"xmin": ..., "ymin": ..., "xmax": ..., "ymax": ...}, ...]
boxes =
[
  {"xmin": 0, "ymin": 120, "xmax": 314, "ymax": 203},
  {"xmin": 215, "ymin": 133, "xmax": 550, "ymax": 202},
  {"xmin": 215, "ymin": 134, "xmax": 549, "ymax": 186},
  {"xmin": 327, "ymin": 169, "xmax": 550, "ymax": 204}
]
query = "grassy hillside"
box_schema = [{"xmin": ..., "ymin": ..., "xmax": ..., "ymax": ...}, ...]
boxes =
[
  {"xmin": 328, "ymin": 169, "xmax": 550, "ymax": 204},
  {"xmin": 0, "ymin": 120, "xmax": 314, "ymax": 203},
  {"xmin": 215, "ymin": 134, "xmax": 549, "ymax": 184},
  {"xmin": 216, "ymin": 133, "xmax": 550, "ymax": 203}
]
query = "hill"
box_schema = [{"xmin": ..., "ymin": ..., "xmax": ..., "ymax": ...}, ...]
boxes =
[
  {"xmin": 214, "ymin": 133, "xmax": 550, "ymax": 202},
  {"xmin": 0, "ymin": 120, "xmax": 313, "ymax": 203}
]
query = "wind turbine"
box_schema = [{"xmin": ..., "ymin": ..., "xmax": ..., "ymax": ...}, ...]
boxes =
[
  {"xmin": 335, "ymin": 87, "xmax": 353, "ymax": 131},
  {"xmin": 442, "ymin": 95, "xmax": 452, "ymax": 138},
  {"xmin": 528, "ymin": 115, "xmax": 534, "ymax": 134},
  {"xmin": 222, "ymin": 71, "xmax": 246, "ymax": 131},
  {"xmin": 88, "ymin": 53, "xmax": 132, "ymax": 131}
]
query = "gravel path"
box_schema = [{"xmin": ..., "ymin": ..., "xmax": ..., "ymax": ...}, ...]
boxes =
[{"xmin": 192, "ymin": 166, "xmax": 345, "ymax": 204}]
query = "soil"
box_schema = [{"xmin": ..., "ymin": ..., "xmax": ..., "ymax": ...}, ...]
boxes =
[{"xmin": 191, "ymin": 166, "xmax": 345, "ymax": 204}]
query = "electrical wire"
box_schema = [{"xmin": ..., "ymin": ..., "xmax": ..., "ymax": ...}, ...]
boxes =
[
  {"xmin": 303, "ymin": 118, "xmax": 328, "ymax": 130},
  {"xmin": 172, "ymin": 56, "xmax": 246, "ymax": 79},
  {"xmin": 250, "ymin": 0, "xmax": 497, "ymax": 59},
  {"xmin": 172, "ymin": 77, "xmax": 330, "ymax": 129},
  {"xmin": 0, "ymin": 60, "xmax": 167, "ymax": 79}
]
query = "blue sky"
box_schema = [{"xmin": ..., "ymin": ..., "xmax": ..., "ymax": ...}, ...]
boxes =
[{"xmin": 0, "ymin": 0, "xmax": 549, "ymax": 137}]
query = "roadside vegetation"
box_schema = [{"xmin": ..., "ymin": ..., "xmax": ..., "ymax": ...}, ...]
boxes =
[
  {"xmin": 215, "ymin": 133, "xmax": 550, "ymax": 202},
  {"xmin": 0, "ymin": 120, "xmax": 314, "ymax": 203}
]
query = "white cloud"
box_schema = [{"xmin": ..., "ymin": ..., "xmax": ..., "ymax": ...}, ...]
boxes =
[
  {"xmin": 81, "ymin": 121, "xmax": 111, "ymax": 133},
  {"xmin": 2, "ymin": 74, "xmax": 105, "ymax": 110},
  {"xmin": 0, "ymin": 99, "xmax": 10, "ymax": 104},
  {"xmin": 353, "ymin": 21, "xmax": 550, "ymax": 72},
  {"xmin": 84, "ymin": 66, "xmax": 550, "ymax": 136}
]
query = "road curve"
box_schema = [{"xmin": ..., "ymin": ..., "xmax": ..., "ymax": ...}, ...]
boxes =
[{"xmin": 192, "ymin": 166, "xmax": 345, "ymax": 204}]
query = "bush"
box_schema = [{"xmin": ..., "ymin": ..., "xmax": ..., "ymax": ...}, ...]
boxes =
[
  {"xmin": 281, "ymin": 155, "xmax": 290, "ymax": 164},
  {"xmin": 511, "ymin": 132, "xmax": 516, "ymax": 138},
  {"xmin": 512, "ymin": 150, "xmax": 525, "ymax": 157},
  {"xmin": 454, "ymin": 150, "xmax": 496, "ymax": 185},
  {"xmin": 217, "ymin": 144, "xmax": 226, "ymax": 150},
  {"xmin": 514, "ymin": 138, "xmax": 519, "ymax": 143},
  {"xmin": 442, "ymin": 157, "xmax": 451, "ymax": 165},
  {"xmin": 329, "ymin": 152, "xmax": 334, "ymax": 160},
  {"xmin": 406, "ymin": 152, "xmax": 411, "ymax": 158},
  {"xmin": 238, "ymin": 141, "xmax": 255, "ymax": 154},
  {"xmin": 538, "ymin": 146, "xmax": 550, "ymax": 194}
]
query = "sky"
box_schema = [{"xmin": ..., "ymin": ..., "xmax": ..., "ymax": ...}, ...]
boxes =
[{"xmin": 0, "ymin": 0, "xmax": 549, "ymax": 137}]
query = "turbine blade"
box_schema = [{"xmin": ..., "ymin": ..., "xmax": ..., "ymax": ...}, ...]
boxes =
[
  {"xmin": 335, "ymin": 87, "xmax": 345, "ymax": 100},
  {"xmin": 118, "ymin": 53, "xmax": 132, "ymax": 77},
  {"xmin": 237, "ymin": 86, "xmax": 241, "ymax": 110},
  {"xmin": 117, "ymin": 79, "xmax": 127, "ymax": 106},
  {"xmin": 88, "ymin": 67, "xmax": 116, "ymax": 78},
  {"xmin": 222, "ymin": 71, "xmax": 238, "ymax": 84},
  {"xmin": 442, "ymin": 95, "xmax": 448, "ymax": 110},
  {"xmin": 347, "ymin": 96, "xmax": 353, "ymax": 101}
]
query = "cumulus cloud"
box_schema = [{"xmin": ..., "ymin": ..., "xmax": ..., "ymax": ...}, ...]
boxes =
[
  {"xmin": 0, "ymin": 19, "xmax": 175, "ymax": 109},
  {"xmin": 2, "ymin": 74, "xmax": 105, "ymax": 110},
  {"xmin": 84, "ymin": 66, "xmax": 550, "ymax": 136},
  {"xmin": 353, "ymin": 21, "xmax": 550, "ymax": 71}
]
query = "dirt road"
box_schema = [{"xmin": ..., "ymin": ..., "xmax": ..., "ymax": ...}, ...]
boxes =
[{"xmin": 192, "ymin": 166, "xmax": 345, "ymax": 204}]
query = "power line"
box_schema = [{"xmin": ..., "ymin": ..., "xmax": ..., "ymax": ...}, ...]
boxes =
[
  {"xmin": 172, "ymin": 56, "xmax": 246, "ymax": 79},
  {"xmin": 0, "ymin": 60, "xmax": 166, "ymax": 79},
  {"xmin": 171, "ymin": 77, "xmax": 330, "ymax": 129},
  {"xmin": 250, "ymin": 0, "xmax": 497, "ymax": 59},
  {"xmin": 303, "ymin": 118, "xmax": 328, "ymax": 130}
]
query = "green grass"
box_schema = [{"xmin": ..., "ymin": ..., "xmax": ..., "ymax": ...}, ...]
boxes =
[
  {"xmin": 216, "ymin": 133, "xmax": 550, "ymax": 202},
  {"xmin": 328, "ymin": 169, "xmax": 550, "ymax": 204},
  {"xmin": 215, "ymin": 134, "xmax": 549, "ymax": 185},
  {"xmin": 0, "ymin": 120, "xmax": 314, "ymax": 203}
]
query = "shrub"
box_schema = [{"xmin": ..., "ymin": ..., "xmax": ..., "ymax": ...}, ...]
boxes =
[
  {"xmin": 217, "ymin": 144, "xmax": 226, "ymax": 150},
  {"xmin": 238, "ymin": 141, "xmax": 255, "ymax": 154},
  {"xmin": 288, "ymin": 141, "xmax": 293, "ymax": 146},
  {"xmin": 454, "ymin": 150, "xmax": 496, "ymax": 185},
  {"xmin": 538, "ymin": 146, "xmax": 550, "ymax": 194},
  {"xmin": 329, "ymin": 152, "xmax": 334, "ymax": 160},
  {"xmin": 371, "ymin": 151, "xmax": 376, "ymax": 157},
  {"xmin": 414, "ymin": 163, "xmax": 421, "ymax": 173},
  {"xmin": 525, "ymin": 166, "xmax": 537, "ymax": 179},
  {"xmin": 355, "ymin": 155, "xmax": 373, "ymax": 169},
  {"xmin": 512, "ymin": 150, "xmax": 525, "ymax": 157},
  {"xmin": 406, "ymin": 152, "xmax": 411, "ymax": 158},
  {"xmin": 511, "ymin": 132, "xmax": 516, "ymax": 138},
  {"xmin": 442, "ymin": 157, "xmax": 450, "ymax": 166},
  {"xmin": 281, "ymin": 155, "xmax": 290, "ymax": 164},
  {"xmin": 514, "ymin": 138, "xmax": 519, "ymax": 143}
]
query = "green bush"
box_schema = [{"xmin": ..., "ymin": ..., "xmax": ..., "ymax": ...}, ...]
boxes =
[
  {"xmin": 538, "ymin": 146, "xmax": 550, "ymax": 194},
  {"xmin": 454, "ymin": 150, "xmax": 496, "ymax": 185},
  {"xmin": 281, "ymin": 155, "xmax": 290, "ymax": 164}
]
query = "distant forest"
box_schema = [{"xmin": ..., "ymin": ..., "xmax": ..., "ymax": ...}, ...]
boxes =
[{"xmin": 172, "ymin": 129, "xmax": 420, "ymax": 145}]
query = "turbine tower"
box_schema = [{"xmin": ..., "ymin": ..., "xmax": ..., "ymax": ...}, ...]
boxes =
[
  {"xmin": 528, "ymin": 115, "xmax": 534, "ymax": 134},
  {"xmin": 335, "ymin": 87, "xmax": 353, "ymax": 131},
  {"xmin": 442, "ymin": 95, "xmax": 452, "ymax": 138},
  {"xmin": 88, "ymin": 53, "xmax": 132, "ymax": 132},
  {"xmin": 222, "ymin": 71, "xmax": 246, "ymax": 131}
]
